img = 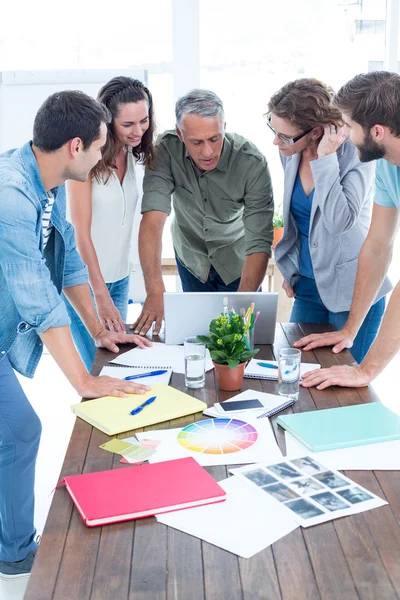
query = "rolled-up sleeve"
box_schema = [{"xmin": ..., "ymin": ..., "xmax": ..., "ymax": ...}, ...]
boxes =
[
  {"xmin": 141, "ymin": 139, "xmax": 175, "ymax": 215},
  {"xmin": 63, "ymin": 219, "xmax": 88, "ymax": 288},
  {"xmin": 243, "ymin": 157, "xmax": 274, "ymax": 256},
  {"xmin": 0, "ymin": 181, "xmax": 70, "ymax": 332}
]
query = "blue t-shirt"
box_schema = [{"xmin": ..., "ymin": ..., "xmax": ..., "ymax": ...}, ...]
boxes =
[
  {"xmin": 290, "ymin": 173, "xmax": 315, "ymax": 279},
  {"xmin": 374, "ymin": 159, "xmax": 400, "ymax": 210}
]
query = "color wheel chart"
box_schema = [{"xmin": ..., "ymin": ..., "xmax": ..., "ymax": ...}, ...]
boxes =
[{"xmin": 177, "ymin": 418, "xmax": 258, "ymax": 455}]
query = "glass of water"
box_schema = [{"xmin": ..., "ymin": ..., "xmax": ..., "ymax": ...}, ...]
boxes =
[
  {"xmin": 184, "ymin": 337, "xmax": 206, "ymax": 388},
  {"xmin": 278, "ymin": 348, "xmax": 301, "ymax": 401}
]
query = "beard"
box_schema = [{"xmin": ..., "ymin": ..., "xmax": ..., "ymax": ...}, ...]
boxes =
[{"xmin": 356, "ymin": 133, "xmax": 386, "ymax": 162}]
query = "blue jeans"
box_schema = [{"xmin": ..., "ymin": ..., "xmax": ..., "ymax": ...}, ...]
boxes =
[
  {"xmin": 175, "ymin": 256, "xmax": 241, "ymax": 292},
  {"xmin": 290, "ymin": 276, "xmax": 385, "ymax": 364},
  {"xmin": 0, "ymin": 356, "xmax": 41, "ymax": 562},
  {"xmin": 64, "ymin": 275, "xmax": 130, "ymax": 372}
]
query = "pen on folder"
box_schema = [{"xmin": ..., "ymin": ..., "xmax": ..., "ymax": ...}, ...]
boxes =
[
  {"xmin": 130, "ymin": 396, "xmax": 157, "ymax": 416},
  {"xmin": 258, "ymin": 361, "xmax": 279, "ymax": 370},
  {"xmin": 124, "ymin": 369, "xmax": 168, "ymax": 381}
]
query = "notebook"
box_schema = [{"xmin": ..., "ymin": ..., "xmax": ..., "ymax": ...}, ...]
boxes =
[
  {"xmin": 277, "ymin": 402, "xmax": 400, "ymax": 452},
  {"xmin": 245, "ymin": 359, "xmax": 321, "ymax": 380},
  {"xmin": 100, "ymin": 365, "xmax": 173, "ymax": 386},
  {"xmin": 109, "ymin": 342, "xmax": 214, "ymax": 375},
  {"xmin": 71, "ymin": 384, "xmax": 207, "ymax": 435},
  {"xmin": 203, "ymin": 389, "xmax": 294, "ymax": 419},
  {"xmin": 59, "ymin": 457, "xmax": 226, "ymax": 526}
]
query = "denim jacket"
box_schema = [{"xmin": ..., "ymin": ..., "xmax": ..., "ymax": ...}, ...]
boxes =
[{"xmin": 0, "ymin": 141, "xmax": 88, "ymax": 377}]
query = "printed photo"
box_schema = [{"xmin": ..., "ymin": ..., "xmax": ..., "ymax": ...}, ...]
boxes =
[
  {"xmin": 267, "ymin": 462, "xmax": 301, "ymax": 480},
  {"xmin": 311, "ymin": 492, "xmax": 350, "ymax": 512},
  {"xmin": 289, "ymin": 477, "xmax": 324, "ymax": 496},
  {"xmin": 291, "ymin": 456, "xmax": 325, "ymax": 475},
  {"xmin": 243, "ymin": 469, "xmax": 278, "ymax": 487},
  {"xmin": 337, "ymin": 487, "xmax": 373, "ymax": 504},
  {"xmin": 285, "ymin": 498, "xmax": 324, "ymax": 519},
  {"xmin": 262, "ymin": 482, "xmax": 300, "ymax": 502},
  {"xmin": 313, "ymin": 470, "xmax": 348, "ymax": 489}
]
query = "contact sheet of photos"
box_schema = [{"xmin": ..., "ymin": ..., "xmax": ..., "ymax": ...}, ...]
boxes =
[{"xmin": 232, "ymin": 456, "xmax": 387, "ymax": 527}]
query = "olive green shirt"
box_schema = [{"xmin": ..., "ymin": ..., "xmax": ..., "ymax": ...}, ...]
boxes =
[{"xmin": 141, "ymin": 130, "xmax": 274, "ymax": 284}]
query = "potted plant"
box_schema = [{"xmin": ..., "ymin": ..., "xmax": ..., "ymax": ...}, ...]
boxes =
[
  {"xmin": 197, "ymin": 314, "xmax": 259, "ymax": 391},
  {"xmin": 273, "ymin": 207, "xmax": 284, "ymax": 248}
]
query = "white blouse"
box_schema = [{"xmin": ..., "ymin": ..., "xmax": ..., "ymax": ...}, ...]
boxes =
[{"xmin": 90, "ymin": 148, "xmax": 139, "ymax": 283}]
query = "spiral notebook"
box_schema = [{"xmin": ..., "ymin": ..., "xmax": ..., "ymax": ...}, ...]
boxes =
[
  {"xmin": 244, "ymin": 359, "xmax": 320, "ymax": 381},
  {"xmin": 100, "ymin": 365, "xmax": 172, "ymax": 386},
  {"xmin": 203, "ymin": 389, "xmax": 294, "ymax": 420}
]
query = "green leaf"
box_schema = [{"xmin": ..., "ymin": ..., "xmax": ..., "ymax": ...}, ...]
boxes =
[
  {"xmin": 196, "ymin": 335, "xmax": 211, "ymax": 344},
  {"xmin": 210, "ymin": 350, "xmax": 228, "ymax": 361},
  {"xmin": 240, "ymin": 349, "xmax": 260, "ymax": 361},
  {"xmin": 227, "ymin": 359, "xmax": 240, "ymax": 369}
]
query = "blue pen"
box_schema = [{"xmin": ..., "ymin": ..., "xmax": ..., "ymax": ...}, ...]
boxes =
[
  {"xmin": 124, "ymin": 369, "xmax": 168, "ymax": 381},
  {"xmin": 258, "ymin": 361, "xmax": 278, "ymax": 370},
  {"xmin": 130, "ymin": 396, "xmax": 157, "ymax": 416}
]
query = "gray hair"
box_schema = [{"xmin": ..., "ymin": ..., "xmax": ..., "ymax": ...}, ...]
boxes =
[{"xmin": 175, "ymin": 89, "xmax": 224, "ymax": 129}]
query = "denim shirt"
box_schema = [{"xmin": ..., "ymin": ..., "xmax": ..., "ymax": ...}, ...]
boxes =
[{"xmin": 0, "ymin": 141, "xmax": 88, "ymax": 377}]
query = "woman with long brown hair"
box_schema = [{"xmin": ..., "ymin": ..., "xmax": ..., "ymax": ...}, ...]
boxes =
[
  {"xmin": 267, "ymin": 78, "xmax": 391, "ymax": 363},
  {"xmin": 65, "ymin": 76, "xmax": 155, "ymax": 370}
]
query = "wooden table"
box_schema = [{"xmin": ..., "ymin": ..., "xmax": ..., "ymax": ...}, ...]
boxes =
[{"xmin": 25, "ymin": 324, "xmax": 400, "ymax": 600}]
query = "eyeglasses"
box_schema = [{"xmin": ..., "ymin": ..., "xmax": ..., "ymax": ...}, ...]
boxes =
[{"xmin": 267, "ymin": 118, "xmax": 313, "ymax": 145}]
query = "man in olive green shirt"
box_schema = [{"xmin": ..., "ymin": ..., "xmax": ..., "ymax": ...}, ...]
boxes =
[{"xmin": 132, "ymin": 89, "xmax": 274, "ymax": 335}]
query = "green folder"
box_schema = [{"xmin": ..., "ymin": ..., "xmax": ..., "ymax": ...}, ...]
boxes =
[{"xmin": 277, "ymin": 403, "xmax": 400, "ymax": 452}]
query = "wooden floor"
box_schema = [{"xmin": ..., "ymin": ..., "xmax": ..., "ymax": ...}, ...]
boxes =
[{"xmin": 25, "ymin": 323, "xmax": 400, "ymax": 600}]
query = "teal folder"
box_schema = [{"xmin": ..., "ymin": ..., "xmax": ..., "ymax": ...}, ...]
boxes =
[{"xmin": 277, "ymin": 403, "xmax": 400, "ymax": 452}]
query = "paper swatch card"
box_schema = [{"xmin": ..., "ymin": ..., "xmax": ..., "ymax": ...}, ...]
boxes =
[
  {"xmin": 109, "ymin": 342, "xmax": 213, "ymax": 375},
  {"xmin": 231, "ymin": 456, "xmax": 387, "ymax": 528},
  {"xmin": 136, "ymin": 417, "xmax": 283, "ymax": 467},
  {"xmin": 244, "ymin": 359, "xmax": 320, "ymax": 380}
]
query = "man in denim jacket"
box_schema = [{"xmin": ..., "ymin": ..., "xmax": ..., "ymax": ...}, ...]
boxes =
[{"xmin": 0, "ymin": 91, "xmax": 151, "ymax": 582}]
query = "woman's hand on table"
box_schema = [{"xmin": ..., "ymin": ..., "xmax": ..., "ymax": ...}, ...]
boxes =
[{"xmin": 300, "ymin": 364, "xmax": 371, "ymax": 390}]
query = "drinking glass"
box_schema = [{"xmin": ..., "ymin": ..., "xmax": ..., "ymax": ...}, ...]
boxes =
[
  {"xmin": 184, "ymin": 337, "xmax": 206, "ymax": 388},
  {"xmin": 278, "ymin": 348, "xmax": 301, "ymax": 401}
]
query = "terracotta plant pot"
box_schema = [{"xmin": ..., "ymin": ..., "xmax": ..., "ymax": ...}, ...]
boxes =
[
  {"xmin": 272, "ymin": 226, "xmax": 284, "ymax": 248},
  {"xmin": 213, "ymin": 361, "xmax": 246, "ymax": 391}
]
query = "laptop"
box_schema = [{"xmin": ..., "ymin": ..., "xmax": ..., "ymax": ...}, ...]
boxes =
[{"xmin": 163, "ymin": 292, "xmax": 278, "ymax": 345}]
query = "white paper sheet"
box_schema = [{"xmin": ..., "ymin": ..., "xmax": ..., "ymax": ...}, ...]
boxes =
[
  {"xmin": 285, "ymin": 431, "xmax": 400, "ymax": 471},
  {"xmin": 100, "ymin": 365, "xmax": 172, "ymax": 386},
  {"xmin": 231, "ymin": 457, "xmax": 387, "ymax": 528},
  {"xmin": 157, "ymin": 476, "xmax": 298, "ymax": 558},
  {"xmin": 203, "ymin": 388, "xmax": 293, "ymax": 419},
  {"xmin": 109, "ymin": 342, "xmax": 214, "ymax": 374},
  {"xmin": 136, "ymin": 416, "xmax": 283, "ymax": 466}
]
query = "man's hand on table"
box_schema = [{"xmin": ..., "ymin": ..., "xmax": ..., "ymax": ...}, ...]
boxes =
[
  {"xmin": 76, "ymin": 373, "xmax": 151, "ymax": 399},
  {"xmin": 130, "ymin": 292, "xmax": 164, "ymax": 336},
  {"xmin": 300, "ymin": 364, "xmax": 372, "ymax": 390},
  {"xmin": 293, "ymin": 327, "xmax": 355, "ymax": 353},
  {"xmin": 93, "ymin": 329, "xmax": 152, "ymax": 353}
]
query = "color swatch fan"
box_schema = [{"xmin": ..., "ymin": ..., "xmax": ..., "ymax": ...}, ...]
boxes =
[
  {"xmin": 177, "ymin": 419, "xmax": 258, "ymax": 455},
  {"xmin": 136, "ymin": 417, "xmax": 283, "ymax": 466}
]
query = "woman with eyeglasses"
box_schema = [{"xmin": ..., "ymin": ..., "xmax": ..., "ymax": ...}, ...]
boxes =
[{"xmin": 267, "ymin": 78, "xmax": 391, "ymax": 363}]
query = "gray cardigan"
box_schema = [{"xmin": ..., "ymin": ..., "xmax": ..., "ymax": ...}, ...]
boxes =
[{"xmin": 274, "ymin": 141, "xmax": 392, "ymax": 312}]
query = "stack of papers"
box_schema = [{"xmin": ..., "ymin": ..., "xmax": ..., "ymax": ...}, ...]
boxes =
[
  {"xmin": 109, "ymin": 342, "xmax": 214, "ymax": 375},
  {"xmin": 285, "ymin": 432, "xmax": 400, "ymax": 471}
]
